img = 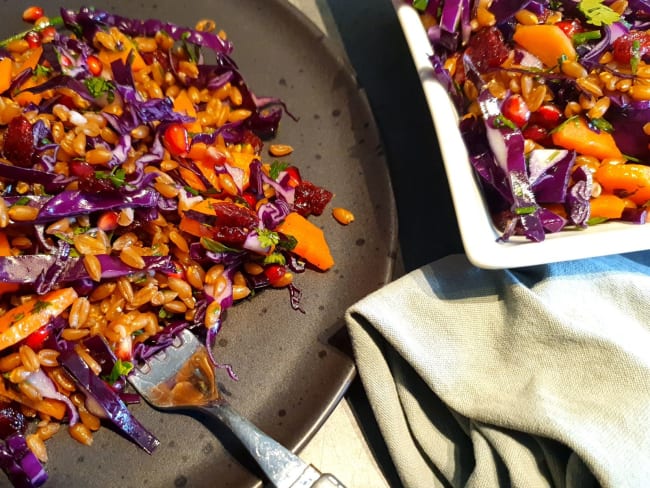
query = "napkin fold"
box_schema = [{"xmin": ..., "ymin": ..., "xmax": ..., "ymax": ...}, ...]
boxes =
[{"xmin": 345, "ymin": 252, "xmax": 650, "ymax": 488}]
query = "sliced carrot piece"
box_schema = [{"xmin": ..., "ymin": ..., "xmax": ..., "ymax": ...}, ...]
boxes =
[
  {"xmin": 513, "ymin": 24, "xmax": 576, "ymax": 67},
  {"xmin": 173, "ymin": 90, "xmax": 202, "ymax": 133},
  {"xmin": 179, "ymin": 216, "xmax": 213, "ymax": 238},
  {"xmin": 595, "ymin": 163, "xmax": 650, "ymax": 205},
  {"xmin": 275, "ymin": 212, "xmax": 334, "ymax": 271},
  {"xmin": 179, "ymin": 167, "xmax": 208, "ymax": 192},
  {"xmin": 0, "ymin": 288, "xmax": 78, "ymax": 352},
  {"xmin": 589, "ymin": 193, "xmax": 628, "ymax": 219},
  {"xmin": 97, "ymin": 31, "xmax": 146, "ymax": 73},
  {"xmin": 0, "ymin": 232, "xmax": 18, "ymax": 296},
  {"xmin": 551, "ymin": 116, "xmax": 623, "ymax": 160},
  {"xmin": 0, "ymin": 380, "xmax": 66, "ymax": 420},
  {"xmin": 0, "ymin": 57, "xmax": 13, "ymax": 94}
]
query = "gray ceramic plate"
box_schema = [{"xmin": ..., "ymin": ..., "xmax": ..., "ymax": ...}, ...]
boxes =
[{"xmin": 0, "ymin": 1, "xmax": 397, "ymax": 486}]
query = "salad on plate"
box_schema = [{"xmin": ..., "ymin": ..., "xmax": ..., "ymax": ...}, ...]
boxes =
[{"xmin": 0, "ymin": 6, "xmax": 343, "ymax": 487}]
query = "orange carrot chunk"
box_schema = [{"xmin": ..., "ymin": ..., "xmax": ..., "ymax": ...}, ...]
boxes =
[
  {"xmin": 589, "ymin": 193, "xmax": 628, "ymax": 219},
  {"xmin": 551, "ymin": 116, "xmax": 623, "ymax": 160},
  {"xmin": 275, "ymin": 212, "xmax": 334, "ymax": 271},
  {"xmin": 513, "ymin": 24, "xmax": 577, "ymax": 67},
  {"xmin": 0, "ymin": 288, "xmax": 78, "ymax": 351},
  {"xmin": 595, "ymin": 163, "xmax": 650, "ymax": 205}
]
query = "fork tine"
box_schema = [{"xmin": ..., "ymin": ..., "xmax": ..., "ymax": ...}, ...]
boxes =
[{"xmin": 129, "ymin": 330, "xmax": 205, "ymax": 395}]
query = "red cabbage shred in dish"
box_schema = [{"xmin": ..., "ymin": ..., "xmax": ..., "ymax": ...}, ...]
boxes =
[
  {"xmin": 0, "ymin": 7, "xmax": 338, "ymax": 487},
  {"xmin": 409, "ymin": 0, "xmax": 650, "ymax": 241}
]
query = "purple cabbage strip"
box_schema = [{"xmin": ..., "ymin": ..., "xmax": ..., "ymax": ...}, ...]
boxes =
[
  {"xmin": 0, "ymin": 254, "xmax": 174, "ymax": 286},
  {"xmin": 59, "ymin": 349, "xmax": 159, "ymax": 454},
  {"xmin": 60, "ymin": 7, "xmax": 233, "ymax": 56},
  {"xmin": 566, "ymin": 165, "xmax": 593, "ymax": 227},
  {"xmin": 477, "ymin": 88, "xmax": 545, "ymax": 241},
  {"xmin": 528, "ymin": 149, "xmax": 575, "ymax": 203},
  {"xmin": 0, "ymin": 434, "xmax": 48, "ymax": 488}
]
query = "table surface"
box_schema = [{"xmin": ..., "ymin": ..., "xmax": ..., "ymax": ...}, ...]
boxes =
[{"xmin": 286, "ymin": 1, "xmax": 463, "ymax": 487}]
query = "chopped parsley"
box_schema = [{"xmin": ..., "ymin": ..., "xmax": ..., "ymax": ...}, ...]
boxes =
[
  {"xmin": 200, "ymin": 236, "xmax": 240, "ymax": 254},
  {"xmin": 184, "ymin": 185, "xmax": 200, "ymax": 196},
  {"xmin": 590, "ymin": 118, "xmax": 614, "ymax": 133},
  {"xmin": 494, "ymin": 114, "xmax": 518, "ymax": 130},
  {"xmin": 269, "ymin": 160, "xmax": 290, "ymax": 180},
  {"xmin": 514, "ymin": 205, "xmax": 538, "ymax": 216},
  {"xmin": 631, "ymin": 39, "xmax": 641, "ymax": 75},
  {"xmin": 412, "ymin": 0, "xmax": 429, "ymax": 11},
  {"xmin": 587, "ymin": 216, "xmax": 609, "ymax": 226},
  {"xmin": 32, "ymin": 300, "xmax": 51, "ymax": 314},
  {"xmin": 84, "ymin": 76, "xmax": 115, "ymax": 101},
  {"xmin": 578, "ymin": 0, "xmax": 621, "ymax": 26},
  {"xmin": 95, "ymin": 167, "xmax": 127, "ymax": 189},
  {"xmin": 257, "ymin": 228, "xmax": 280, "ymax": 249},
  {"xmin": 263, "ymin": 252, "xmax": 286, "ymax": 266},
  {"xmin": 277, "ymin": 234, "xmax": 298, "ymax": 252},
  {"xmin": 572, "ymin": 30, "xmax": 602, "ymax": 45},
  {"xmin": 106, "ymin": 359, "xmax": 134, "ymax": 384},
  {"xmin": 12, "ymin": 196, "xmax": 30, "ymax": 206},
  {"xmin": 33, "ymin": 64, "xmax": 53, "ymax": 78}
]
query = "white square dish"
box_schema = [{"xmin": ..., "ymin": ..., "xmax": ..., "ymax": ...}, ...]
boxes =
[{"xmin": 392, "ymin": 1, "xmax": 650, "ymax": 269}]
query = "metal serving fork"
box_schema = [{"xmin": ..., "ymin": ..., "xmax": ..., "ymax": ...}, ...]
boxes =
[{"xmin": 128, "ymin": 329, "xmax": 346, "ymax": 488}]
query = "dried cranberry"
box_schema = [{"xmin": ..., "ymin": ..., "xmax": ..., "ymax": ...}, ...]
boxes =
[
  {"xmin": 293, "ymin": 180, "xmax": 333, "ymax": 217},
  {"xmin": 613, "ymin": 31, "xmax": 650, "ymax": 64},
  {"xmin": 140, "ymin": 49, "xmax": 171, "ymax": 72},
  {"xmin": 465, "ymin": 26, "xmax": 510, "ymax": 73},
  {"xmin": 212, "ymin": 226, "xmax": 248, "ymax": 246},
  {"xmin": 212, "ymin": 202, "xmax": 258, "ymax": 228},
  {"xmin": 0, "ymin": 407, "xmax": 26, "ymax": 439},
  {"xmin": 3, "ymin": 116, "xmax": 35, "ymax": 168},
  {"xmin": 78, "ymin": 175, "xmax": 115, "ymax": 193}
]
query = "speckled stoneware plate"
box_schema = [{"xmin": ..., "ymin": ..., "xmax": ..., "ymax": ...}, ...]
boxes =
[{"xmin": 0, "ymin": 1, "xmax": 397, "ymax": 487}]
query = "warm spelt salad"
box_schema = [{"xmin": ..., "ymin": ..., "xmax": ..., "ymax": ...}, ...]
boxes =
[
  {"xmin": 0, "ymin": 6, "xmax": 345, "ymax": 487},
  {"xmin": 410, "ymin": 0, "xmax": 650, "ymax": 241}
]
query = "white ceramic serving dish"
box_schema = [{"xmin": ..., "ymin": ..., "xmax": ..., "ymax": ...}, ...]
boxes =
[{"xmin": 392, "ymin": 1, "xmax": 650, "ymax": 269}]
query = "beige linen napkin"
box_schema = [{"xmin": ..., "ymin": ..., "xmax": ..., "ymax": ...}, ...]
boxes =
[{"xmin": 345, "ymin": 253, "xmax": 650, "ymax": 488}]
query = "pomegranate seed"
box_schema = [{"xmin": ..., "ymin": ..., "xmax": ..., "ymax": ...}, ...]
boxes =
[
  {"xmin": 530, "ymin": 104, "xmax": 563, "ymax": 129},
  {"xmin": 241, "ymin": 192, "xmax": 257, "ymax": 208},
  {"xmin": 22, "ymin": 6, "xmax": 44, "ymax": 23},
  {"xmin": 24, "ymin": 31, "xmax": 41, "ymax": 49},
  {"xmin": 87, "ymin": 55, "xmax": 102, "ymax": 76},
  {"xmin": 501, "ymin": 94, "xmax": 530, "ymax": 128},
  {"xmin": 69, "ymin": 161, "xmax": 94, "ymax": 178},
  {"xmin": 23, "ymin": 326, "xmax": 50, "ymax": 351},
  {"xmin": 115, "ymin": 336, "xmax": 132, "ymax": 361},
  {"xmin": 97, "ymin": 211, "xmax": 119, "ymax": 231},
  {"xmin": 264, "ymin": 264, "xmax": 286, "ymax": 285},
  {"xmin": 40, "ymin": 26, "xmax": 57, "ymax": 43},
  {"xmin": 522, "ymin": 124, "xmax": 549, "ymax": 143},
  {"xmin": 555, "ymin": 20, "xmax": 583, "ymax": 39},
  {"xmin": 285, "ymin": 166, "xmax": 302, "ymax": 187},
  {"xmin": 60, "ymin": 55, "xmax": 72, "ymax": 68},
  {"xmin": 613, "ymin": 30, "xmax": 650, "ymax": 64},
  {"xmin": 163, "ymin": 123, "xmax": 189, "ymax": 156}
]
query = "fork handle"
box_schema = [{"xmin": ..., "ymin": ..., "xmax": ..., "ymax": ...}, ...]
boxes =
[{"xmin": 199, "ymin": 402, "xmax": 346, "ymax": 488}]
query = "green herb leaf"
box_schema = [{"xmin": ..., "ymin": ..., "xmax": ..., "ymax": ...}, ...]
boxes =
[
  {"xmin": 578, "ymin": 0, "xmax": 621, "ymax": 26},
  {"xmin": 257, "ymin": 228, "xmax": 280, "ymax": 249},
  {"xmin": 106, "ymin": 359, "xmax": 134, "ymax": 384},
  {"xmin": 84, "ymin": 76, "xmax": 115, "ymax": 100},
  {"xmin": 412, "ymin": 0, "xmax": 429, "ymax": 10},
  {"xmin": 587, "ymin": 216, "xmax": 609, "ymax": 225},
  {"xmin": 494, "ymin": 114, "xmax": 518, "ymax": 130},
  {"xmin": 514, "ymin": 205, "xmax": 538, "ymax": 215},
  {"xmin": 263, "ymin": 252, "xmax": 286, "ymax": 265},
  {"xmin": 590, "ymin": 117, "xmax": 614, "ymax": 132},
  {"xmin": 631, "ymin": 39, "xmax": 641, "ymax": 74},
  {"xmin": 200, "ymin": 237, "xmax": 241, "ymax": 254},
  {"xmin": 12, "ymin": 196, "xmax": 30, "ymax": 206},
  {"xmin": 277, "ymin": 234, "xmax": 298, "ymax": 252},
  {"xmin": 184, "ymin": 185, "xmax": 200, "ymax": 196},
  {"xmin": 32, "ymin": 300, "xmax": 51, "ymax": 314},
  {"xmin": 95, "ymin": 167, "xmax": 127, "ymax": 189},
  {"xmin": 269, "ymin": 160, "xmax": 290, "ymax": 180},
  {"xmin": 572, "ymin": 30, "xmax": 602, "ymax": 45},
  {"xmin": 34, "ymin": 64, "xmax": 53, "ymax": 78}
]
